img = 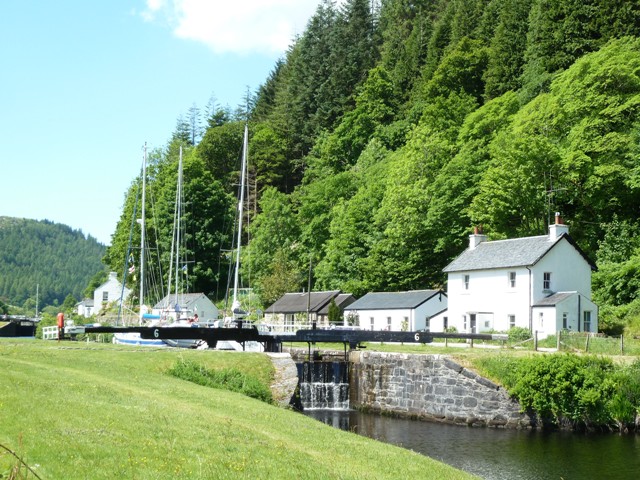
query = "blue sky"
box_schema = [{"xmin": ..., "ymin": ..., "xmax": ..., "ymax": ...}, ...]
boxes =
[{"xmin": 1, "ymin": 1, "xmax": 323, "ymax": 245}]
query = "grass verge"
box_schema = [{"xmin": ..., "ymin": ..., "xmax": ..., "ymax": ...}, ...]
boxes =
[{"xmin": 0, "ymin": 339, "xmax": 476, "ymax": 479}]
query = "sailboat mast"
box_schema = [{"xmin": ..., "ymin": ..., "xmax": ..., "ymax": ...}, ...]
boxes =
[
  {"xmin": 175, "ymin": 146, "xmax": 183, "ymax": 311},
  {"xmin": 232, "ymin": 124, "xmax": 248, "ymax": 312},
  {"xmin": 139, "ymin": 143, "xmax": 147, "ymax": 325}
]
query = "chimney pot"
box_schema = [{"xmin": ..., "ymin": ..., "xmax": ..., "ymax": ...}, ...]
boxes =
[{"xmin": 555, "ymin": 212, "xmax": 563, "ymax": 225}]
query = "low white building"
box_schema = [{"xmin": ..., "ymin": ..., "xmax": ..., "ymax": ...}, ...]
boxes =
[
  {"xmin": 76, "ymin": 298, "xmax": 94, "ymax": 318},
  {"xmin": 93, "ymin": 272, "xmax": 131, "ymax": 314},
  {"xmin": 264, "ymin": 291, "xmax": 356, "ymax": 327},
  {"xmin": 443, "ymin": 215, "xmax": 598, "ymax": 338},
  {"xmin": 343, "ymin": 290, "xmax": 447, "ymax": 331},
  {"xmin": 152, "ymin": 293, "xmax": 218, "ymax": 322}
]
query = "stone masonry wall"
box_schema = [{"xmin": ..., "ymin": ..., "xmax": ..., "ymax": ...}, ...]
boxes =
[{"xmin": 349, "ymin": 351, "xmax": 531, "ymax": 428}]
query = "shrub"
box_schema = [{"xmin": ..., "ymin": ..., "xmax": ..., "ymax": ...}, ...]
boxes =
[
  {"xmin": 507, "ymin": 326, "xmax": 531, "ymax": 343},
  {"xmin": 509, "ymin": 355, "xmax": 615, "ymax": 429},
  {"xmin": 168, "ymin": 358, "xmax": 273, "ymax": 404}
]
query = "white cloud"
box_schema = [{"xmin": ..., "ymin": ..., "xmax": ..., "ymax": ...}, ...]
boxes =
[{"xmin": 142, "ymin": 0, "xmax": 323, "ymax": 55}]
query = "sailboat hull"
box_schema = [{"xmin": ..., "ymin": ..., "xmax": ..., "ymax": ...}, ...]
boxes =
[{"xmin": 113, "ymin": 332, "xmax": 167, "ymax": 347}]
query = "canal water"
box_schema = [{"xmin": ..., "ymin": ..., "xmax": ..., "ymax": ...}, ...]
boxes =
[{"xmin": 306, "ymin": 410, "xmax": 640, "ymax": 480}]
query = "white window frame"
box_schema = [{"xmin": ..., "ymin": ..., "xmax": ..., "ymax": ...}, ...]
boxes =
[
  {"xmin": 583, "ymin": 311, "xmax": 592, "ymax": 332},
  {"xmin": 508, "ymin": 314, "xmax": 516, "ymax": 329},
  {"xmin": 464, "ymin": 274, "xmax": 470, "ymax": 290},
  {"xmin": 508, "ymin": 271, "xmax": 516, "ymax": 288},
  {"xmin": 543, "ymin": 272, "xmax": 551, "ymax": 291}
]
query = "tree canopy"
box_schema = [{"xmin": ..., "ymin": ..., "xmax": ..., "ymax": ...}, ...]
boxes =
[{"xmin": 100, "ymin": 0, "xmax": 640, "ymax": 334}]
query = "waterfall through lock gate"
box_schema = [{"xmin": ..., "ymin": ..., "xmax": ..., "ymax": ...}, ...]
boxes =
[{"xmin": 297, "ymin": 361, "xmax": 350, "ymax": 411}]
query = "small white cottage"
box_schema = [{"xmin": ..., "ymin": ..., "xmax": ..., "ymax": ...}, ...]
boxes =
[
  {"xmin": 76, "ymin": 298, "xmax": 95, "ymax": 318},
  {"xmin": 343, "ymin": 290, "xmax": 447, "ymax": 331},
  {"xmin": 152, "ymin": 293, "xmax": 219, "ymax": 322},
  {"xmin": 264, "ymin": 291, "xmax": 356, "ymax": 327},
  {"xmin": 443, "ymin": 214, "xmax": 598, "ymax": 338},
  {"xmin": 93, "ymin": 272, "xmax": 131, "ymax": 313}
]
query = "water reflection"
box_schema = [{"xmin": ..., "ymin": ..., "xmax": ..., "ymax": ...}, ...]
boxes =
[{"xmin": 306, "ymin": 410, "xmax": 640, "ymax": 480}]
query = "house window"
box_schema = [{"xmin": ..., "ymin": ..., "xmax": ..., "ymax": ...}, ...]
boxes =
[
  {"xmin": 583, "ymin": 311, "xmax": 592, "ymax": 332},
  {"xmin": 464, "ymin": 274, "xmax": 470, "ymax": 290},
  {"xmin": 425, "ymin": 318, "xmax": 430, "ymax": 332},
  {"xmin": 102, "ymin": 291, "xmax": 108, "ymax": 302},
  {"xmin": 508, "ymin": 271, "xmax": 516, "ymax": 288},
  {"xmin": 463, "ymin": 315, "xmax": 467, "ymax": 331},
  {"xmin": 387, "ymin": 316, "xmax": 392, "ymax": 330},
  {"xmin": 443, "ymin": 317, "xmax": 448, "ymax": 330},
  {"xmin": 562, "ymin": 313, "xmax": 568, "ymax": 330},
  {"xmin": 543, "ymin": 272, "xmax": 551, "ymax": 291},
  {"xmin": 508, "ymin": 315, "xmax": 516, "ymax": 328},
  {"xmin": 370, "ymin": 317, "xmax": 374, "ymax": 331},
  {"xmin": 539, "ymin": 312, "xmax": 544, "ymax": 328}
]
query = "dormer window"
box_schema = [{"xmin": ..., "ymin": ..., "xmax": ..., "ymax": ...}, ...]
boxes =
[{"xmin": 543, "ymin": 272, "xmax": 551, "ymax": 291}]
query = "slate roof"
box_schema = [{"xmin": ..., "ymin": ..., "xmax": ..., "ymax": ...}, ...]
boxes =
[
  {"xmin": 443, "ymin": 233, "xmax": 596, "ymax": 273},
  {"xmin": 266, "ymin": 291, "xmax": 342, "ymax": 314},
  {"xmin": 344, "ymin": 290, "xmax": 444, "ymax": 311},
  {"xmin": 153, "ymin": 293, "xmax": 212, "ymax": 309},
  {"xmin": 533, "ymin": 291, "xmax": 578, "ymax": 307},
  {"xmin": 317, "ymin": 293, "xmax": 356, "ymax": 315}
]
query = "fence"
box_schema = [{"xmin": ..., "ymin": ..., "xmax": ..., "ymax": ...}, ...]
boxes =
[
  {"xmin": 42, "ymin": 326, "xmax": 59, "ymax": 340},
  {"xmin": 556, "ymin": 331, "xmax": 640, "ymax": 355}
]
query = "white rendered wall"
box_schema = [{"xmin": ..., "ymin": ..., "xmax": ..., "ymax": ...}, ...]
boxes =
[
  {"xmin": 530, "ymin": 240, "xmax": 592, "ymax": 303},
  {"xmin": 447, "ymin": 267, "xmax": 531, "ymax": 333}
]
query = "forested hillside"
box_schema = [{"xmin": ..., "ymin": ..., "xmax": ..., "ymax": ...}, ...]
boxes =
[
  {"xmin": 0, "ymin": 217, "xmax": 105, "ymax": 310},
  {"xmin": 105, "ymin": 0, "xmax": 640, "ymax": 334}
]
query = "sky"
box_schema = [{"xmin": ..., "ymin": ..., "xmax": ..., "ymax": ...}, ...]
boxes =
[{"xmin": 1, "ymin": 0, "xmax": 325, "ymax": 245}]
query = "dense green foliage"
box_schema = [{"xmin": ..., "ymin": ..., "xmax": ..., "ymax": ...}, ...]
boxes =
[
  {"xmin": 105, "ymin": 0, "xmax": 640, "ymax": 331},
  {"xmin": 476, "ymin": 354, "xmax": 640, "ymax": 431},
  {"xmin": 0, "ymin": 217, "xmax": 105, "ymax": 311},
  {"xmin": 168, "ymin": 358, "xmax": 273, "ymax": 403}
]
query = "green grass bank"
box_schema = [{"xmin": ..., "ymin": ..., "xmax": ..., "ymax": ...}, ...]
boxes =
[{"xmin": 0, "ymin": 340, "xmax": 476, "ymax": 479}]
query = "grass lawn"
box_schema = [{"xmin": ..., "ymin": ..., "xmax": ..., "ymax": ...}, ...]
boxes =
[{"xmin": 0, "ymin": 339, "xmax": 477, "ymax": 479}]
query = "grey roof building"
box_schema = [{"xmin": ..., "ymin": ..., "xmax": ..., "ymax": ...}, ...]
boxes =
[
  {"xmin": 265, "ymin": 291, "xmax": 356, "ymax": 324},
  {"xmin": 344, "ymin": 290, "xmax": 448, "ymax": 331},
  {"xmin": 444, "ymin": 215, "xmax": 598, "ymax": 338},
  {"xmin": 152, "ymin": 292, "xmax": 219, "ymax": 321},
  {"xmin": 345, "ymin": 290, "xmax": 444, "ymax": 310},
  {"xmin": 443, "ymin": 234, "xmax": 596, "ymax": 273}
]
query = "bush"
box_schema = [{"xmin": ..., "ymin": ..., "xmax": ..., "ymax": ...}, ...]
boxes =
[
  {"xmin": 475, "ymin": 353, "xmax": 632, "ymax": 431},
  {"xmin": 507, "ymin": 326, "xmax": 531, "ymax": 343},
  {"xmin": 168, "ymin": 358, "xmax": 273, "ymax": 404}
]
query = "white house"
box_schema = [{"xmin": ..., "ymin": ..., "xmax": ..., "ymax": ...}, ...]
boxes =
[
  {"xmin": 152, "ymin": 293, "xmax": 219, "ymax": 322},
  {"xmin": 443, "ymin": 214, "xmax": 598, "ymax": 338},
  {"xmin": 343, "ymin": 290, "xmax": 448, "ymax": 331},
  {"xmin": 75, "ymin": 299, "xmax": 95, "ymax": 318},
  {"xmin": 94, "ymin": 272, "xmax": 131, "ymax": 314},
  {"xmin": 264, "ymin": 291, "xmax": 356, "ymax": 327}
]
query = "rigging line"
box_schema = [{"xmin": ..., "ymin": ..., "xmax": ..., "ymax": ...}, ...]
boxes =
[
  {"xmin": 118, "ymin": 166, "xmax": 141, "ymax": 326},
  {"xmin": 147, "ymin": 180, "xmax": 166, "ymax": 305}
]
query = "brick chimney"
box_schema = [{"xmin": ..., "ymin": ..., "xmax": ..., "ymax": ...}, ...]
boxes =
[
  {"xmin": 549, "ymin": 212, "xmax": 569, "ymax": 240},
  {"xmin": 469, "ymin": 225, "xmax": 487, "ymax": 250}
]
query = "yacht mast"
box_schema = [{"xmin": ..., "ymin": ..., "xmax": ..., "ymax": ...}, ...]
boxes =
[
  {"xmin": 232, "ymin": 124, "xmax": 248, "ymax": 315},
  {"xmin": 139, "ymin": 143, "xmax": 147, "ymax": 325}
]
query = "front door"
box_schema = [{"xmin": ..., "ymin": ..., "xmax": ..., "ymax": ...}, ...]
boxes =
[{"xmin": 469, "ymin": 313, "xmax": 477, "ymax": 334}]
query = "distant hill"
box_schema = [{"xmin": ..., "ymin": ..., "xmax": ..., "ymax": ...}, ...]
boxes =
[{"xmin": 0, "ymin": 217, "xmax": 106, "ymax": 309}]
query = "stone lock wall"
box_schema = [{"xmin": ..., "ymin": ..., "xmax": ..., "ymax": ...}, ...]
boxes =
[{"xmin": 349, "ymin": 351, "xmax": 531, "ymax": 428}]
